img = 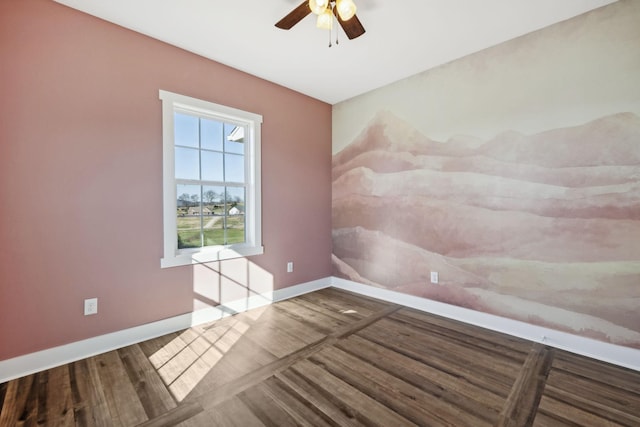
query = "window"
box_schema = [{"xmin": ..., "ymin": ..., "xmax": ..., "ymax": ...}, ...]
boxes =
[{"xmin": 159, "ymin": 90, "xmax": 263, "ymax": 268}]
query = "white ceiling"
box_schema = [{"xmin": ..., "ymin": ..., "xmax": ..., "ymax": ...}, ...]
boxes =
[{"xmin": 53, "ymin": 0, "xmax": 616, "ymax": 105}]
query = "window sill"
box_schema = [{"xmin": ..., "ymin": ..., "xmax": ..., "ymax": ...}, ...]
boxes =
[{"xmin": 161, "ymin": 245, "xmax": 264, "ymax": 268}]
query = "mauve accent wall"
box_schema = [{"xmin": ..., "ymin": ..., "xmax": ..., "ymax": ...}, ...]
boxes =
[{"xmin": 0, "ymin": 0, "xmax": 331, "ymax": 361}]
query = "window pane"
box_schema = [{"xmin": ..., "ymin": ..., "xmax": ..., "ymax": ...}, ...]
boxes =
[
  {"xmin": 225, "ymin": 123, "xmax": 245, "ymax": 155},
  {"xmin": 202, "ymin": 185, "xmax": 225, "ymax": 246},
  {"xmin": 225, "ymin": 187, "xmax": 245, "ymax": 244},
  {"xmin": 175, "ymin": 147, "xmax": 200, "ymax": 180},
  {"xmin": 201, "ymin": 118, "xmax": 223, "ymax": 151},
  {"xmin": 224, "ymin": 153, "xmax": 244, "ymax": 183},
  {"xmin": 201, "ymin": 151, "xmax": 224, "ymax": 182},
  {"xmin": 177, "ymin": 184, "xmax": 202, "ymax": 249},
  {"xmin": 174, "ymin": 113, "xmax": 199, "ymax": 148}
]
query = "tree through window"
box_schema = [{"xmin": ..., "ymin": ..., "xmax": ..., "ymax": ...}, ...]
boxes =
[{"xmin": 160, "ymin": 90, "xmax": 263, "ymax": 268}]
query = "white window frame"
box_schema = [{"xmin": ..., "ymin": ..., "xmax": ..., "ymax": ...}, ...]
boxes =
[{"xmin": 159, "ymin": 90, "xmax": 263, "ymax": 268}]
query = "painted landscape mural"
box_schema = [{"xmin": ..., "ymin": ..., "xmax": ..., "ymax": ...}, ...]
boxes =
[
  {"xmin": 331, "ymin": 0, "xmax": 640, "ymax": 349},
  {"xmin": 332, "ymin": 110, "xmax": 640, "ymax": 347}
]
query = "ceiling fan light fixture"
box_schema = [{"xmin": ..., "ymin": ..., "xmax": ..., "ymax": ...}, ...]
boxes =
[
  {"xmin": 336, "ymin": 0, "xmax": 357, "ymax": 21},
  {"xmin": 309, "ymin": 0, "xmax": 329, "ymax": 15},
  {"xmin": 316, "ymin": 8, "xmax": 333, "ymax": 30}
]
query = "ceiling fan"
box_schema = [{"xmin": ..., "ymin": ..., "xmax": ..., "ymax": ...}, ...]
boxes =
[{"xmin": 276, "ymin": 0, "xmax": 366, "ymax": 40}]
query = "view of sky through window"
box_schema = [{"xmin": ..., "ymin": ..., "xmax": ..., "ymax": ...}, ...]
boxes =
[{"xmin": 174, "ymin": 112, "xmax": 246, "ymax": 249}]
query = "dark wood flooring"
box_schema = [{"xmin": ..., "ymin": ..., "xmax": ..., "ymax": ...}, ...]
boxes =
[{"xmin": 1, "ymin": 287, "xmax": 639, "ymax": 426}]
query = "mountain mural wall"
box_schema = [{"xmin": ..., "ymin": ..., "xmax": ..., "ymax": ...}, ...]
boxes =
[
  {"xmin": 332, "ymin": 111, "xmax": 640, "ymax": 347},
  {"xmin": 331, "ymin": 0, "xmax": 640, "ymax": 349}
]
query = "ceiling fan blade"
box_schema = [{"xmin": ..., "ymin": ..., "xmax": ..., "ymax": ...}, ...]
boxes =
[
  {"xmin": 334, "ymin": 10, "xmax": 366, "ymax": 39},
  {"xmin": 275, "ymin": 1, "xmax": 312, "ymax": 30}
]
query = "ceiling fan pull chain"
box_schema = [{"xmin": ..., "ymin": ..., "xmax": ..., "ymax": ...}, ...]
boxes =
[
  {"xmin": 328, "ymin": 25, "xmax": 332, "ymax": 47},
  {"xmin": 335, "ymin": 9, "xmax": 339, "ymax": 46}
]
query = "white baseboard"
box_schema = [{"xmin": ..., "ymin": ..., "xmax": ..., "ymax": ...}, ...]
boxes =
[
  {"xmin": 3, "ymin": 275, "xmax": 637, "ymax": 383},
  {"xmin": 331, "ymin": 277, "xmax": 640, "ymax": 372},
  {"xmin": 0, "ymin": 277, "xmax": 332, "ymax": 383}
]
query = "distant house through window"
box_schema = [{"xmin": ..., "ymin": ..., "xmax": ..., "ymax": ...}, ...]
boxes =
[{"xmin": 159, "ymin": 90, "xmax": 263, "ymax": 268}]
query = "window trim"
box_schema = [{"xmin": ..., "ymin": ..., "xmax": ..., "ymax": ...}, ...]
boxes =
[{"xmin": 159, "ymin": 90, "xmax": 263, "ymax": 268}]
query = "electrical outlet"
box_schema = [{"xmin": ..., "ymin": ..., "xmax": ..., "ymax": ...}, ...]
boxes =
[
  {"xmin": 84, "ymin": 298, "xmax": 98, "ymax": 316},
  {"xmin": 287, "ymin": 261, "xmax": 294, "ymax": 273},
  {"xmin": 430, "ymin": 271, "xmax": 439, "ymax": 284}
]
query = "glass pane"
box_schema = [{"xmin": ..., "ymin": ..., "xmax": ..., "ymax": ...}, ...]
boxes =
[
  {"xmin": 201, "ymin": 151, "xmax": 224, "ymax": 182},
  {"xmin": 174, "ymin": 113, "xmax": 199, "ymax": 148},
  {"xmin": 202, "ymin": 186, "xmax": 224, "ymax": 209},
  {"xmin": 175, "ymin": 147, "xmax": 200, "ymax": 180},
  {"xmin": 225, "ymin": 123, "xmax": 245, "ymax": 155},
  {"xmin": 225, "ymin": 187, "xmax": 245, "ymax": 244},
  {"xmin": 201, "ymin": 118, "xmax": 223, "ymax": 151},
  {"xmin": 176, "ymin": 184, "xmax": 202, "ymax": 249},
  {"xmin": 202, "ymin": 185, "xmax": 225, "ymax": 246},
  {"xmin": 224, "ymin": 153, "xmax": 245, "ymax": 183}
]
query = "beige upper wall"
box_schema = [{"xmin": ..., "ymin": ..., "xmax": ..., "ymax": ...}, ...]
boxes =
[{"xmin": 333, "ymin": 0, "xmax": 640, "ymax": 154}]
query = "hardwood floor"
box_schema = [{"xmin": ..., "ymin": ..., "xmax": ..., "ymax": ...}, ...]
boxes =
[{"xmin": 1, "ymin": 288, "xmax": 639, "ymax": 426}]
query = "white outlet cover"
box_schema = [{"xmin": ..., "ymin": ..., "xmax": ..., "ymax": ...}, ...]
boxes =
[
  {"xmin": 84, "ymin": 298, "xmax": 98, "ymax": 315},
  {"xmin": 430, "ymin": 272, "xmax": 439, "ymax": 284},
  {"xmin": 287, "ymin": 262, "xmax": 294, "ymax": 273}
]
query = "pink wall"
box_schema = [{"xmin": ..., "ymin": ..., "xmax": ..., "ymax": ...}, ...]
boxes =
[{"xmin": 0, "ymin": 0, "xmax": 332, "ymax": 361}]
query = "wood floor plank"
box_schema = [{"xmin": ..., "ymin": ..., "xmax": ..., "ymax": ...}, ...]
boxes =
[
  {"xmin": 39, "ymin": 365, "xmax": 74, "ymax": 427},
  {"xmin": 156, "ymin": 345, "xmax": 200, "ymax": 387},
  {"xmin": 193, "ymin": 336, "xmax": 329, "ymax": 410},
  {"xmin": 271, "ymin": 299, "xmax": 350, "ymax": 334},
  {"xmin": 291, "ymin": 293, "xmax": 361, "ymax": 323},
  {"xmin": 542, "ymin": 385, "xmax": 640, "ymax": 426},
  {"xmin": 241, "ymin": 319, "xmax": 311, "ymax": 358},
  {"xmin": 275, "ymin": 369, "xmax": 369, "ymax": 426},
  {"xmin": 174, "ymin": 409, "xmax": 217, "ymax": 427},
  {"xmin": 193, "ymin": 303, "xmax": 400, "ymax": 409},
  {"xmin": 295, "ymin": 292, "xmax": 376, "ymax": 322},
  {"xmin": 208, "ymin": 396, "xmax": 266, "ymax": 427},
  {"xmin": 144, "ymin": 333, "xmax": 192, "ymax": 371},
  {"xmin": 335, "ymin": 334, "xmax": 505, "ymax": 423},
  {"xmin": 95, "ymin": 350, "xmax": 148, "ymax": 426},
  {"xmin": 301, "ymin": 289, "xmax": 377, "ymax": 318},
  {"xmin": 136, "ymin": 401, "xmax": 204, "ymax": 427},
  {"xmin": 254, "ymin": 307, "xmax": 327, "ymax": 345},
  {"xmin": 138, "ymin": 332, "xmax": 182, "ymax": 360},
  {"xmin": 177, "ymin": 349, "xmax": 253, "ymax": 400},
  {"xmin": 0, "ymin": 374, "xmax": 37, "ymax": 427},
  {"xmin": 168, "ymin": 331, "xmax": 279, "ymax": 403},
  {"xmin": 316, "ymin": 288, "xmax": 393, "ymax": 315},
  {"xmin": 357, "ymin": 318, "xmax": 519, "ymax": 397},
  {"xmin": 309, "ymin": 345, "xmax": 492, "ymax": 427},
  {"xmin": 552, "ymin": 350, "xmax": 640, "ymax": 395},
  {"xmin": 391, "ymin": 309, "xmax": 531, "ymax": 359},
  {"xmin": 535, "ymin": 394, "xmax": 624, "ymax": 426},
  {"xmin": 237, "ymin": 382, "xmax": 301, "ymax": 427},
  {"xmin": 374, "ymin": 316, "xmax": 524, "ymax": 377},
  {"xmin": 544, "ymin": 369, "xmax": 640, "ymax": 419},
  {"xmin": 69, "ymin": 358, "xmax": 113, "ymax": 427},
  {"xmin": 260, "ymin": 376, "xmax": 337, "ymax": 427},
  {"xmin": 496, "ymin": 344, "xmax": 555, "ymax": 427},
  {"xmin": 288, "ymin": 359, "xmax": 417, "ymax": 427},
  {"xmin": 0, "ymin": 381, "xmax": 7, "ymax": 418},
  {"xmin": 117, "ymin": 344, "xmax": 177, "ymax": 418}
]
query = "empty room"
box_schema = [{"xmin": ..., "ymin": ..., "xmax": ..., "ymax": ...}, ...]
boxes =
[{"xmin": 1, "ymin": 0, "xmax": 639, "ymax": 425}]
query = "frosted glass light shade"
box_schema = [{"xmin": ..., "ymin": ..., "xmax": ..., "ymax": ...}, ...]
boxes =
[
  {"xmin": 336, "ymin": 0, "xmax": 357, "ymax": 21},
  {"xmin": 316, "ymin": 9, "xmax": 333, "ymax": 30},
  {"xmin": 309, "ymin": 0, "xmax": 329, "ymax": 15}
]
